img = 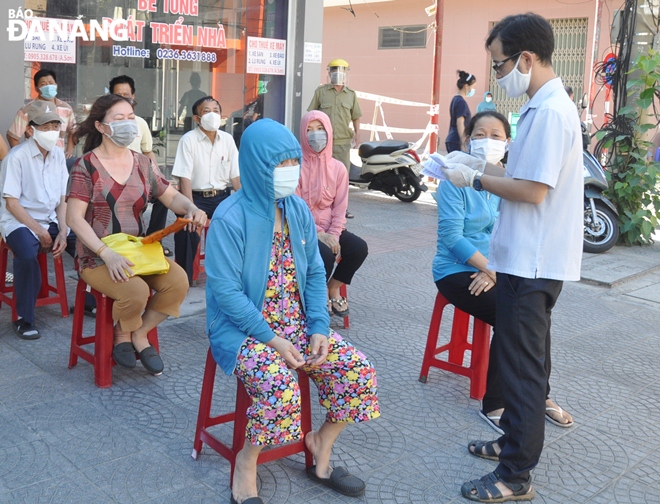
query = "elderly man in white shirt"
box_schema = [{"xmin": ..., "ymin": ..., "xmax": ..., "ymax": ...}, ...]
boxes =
[
  {"xmin": 171, "ymin": 96, "xmax": 240, "ymax": 284},
  {"xmin": 439, "ymin": 13, "xmax": 582, "ymax": 503},
  {"xmin": 0, "ymin": 101, "xmax": 76, "ymax": 340}
]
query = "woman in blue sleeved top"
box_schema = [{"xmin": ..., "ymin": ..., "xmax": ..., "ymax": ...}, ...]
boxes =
[
  {"xmin": 205, "ymin": 119, "xmax": 379, "ymax": 504},
  {"xmin": 433, "ymin": 111, "xmax": 574, "ymax": 444}
]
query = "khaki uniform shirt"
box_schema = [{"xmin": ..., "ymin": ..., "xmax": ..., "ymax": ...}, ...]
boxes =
[{"xmin": 308, "ymin": 84, "xmax": 362, "ymax": 144}]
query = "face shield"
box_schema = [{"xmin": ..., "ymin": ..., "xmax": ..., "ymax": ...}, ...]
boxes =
[{"xmin": 328, "ymin": 66, "xmax": 348, "ymax": 86}]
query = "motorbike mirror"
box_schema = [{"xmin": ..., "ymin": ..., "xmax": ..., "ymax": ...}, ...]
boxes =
[{"xmin": 580, "ymin": 93, "xmax": 588, "ymax": 109}]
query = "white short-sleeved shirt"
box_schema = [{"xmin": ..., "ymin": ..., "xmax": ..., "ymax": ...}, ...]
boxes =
[
  {"xmin": 127, "ymin": 115, "xmax": 153, "ymax": 154},
  {"xmin": 171, "ymin": 127, "xmax": 239, "ymax": 190},
  {"xmin": 488, "ymin": 77, "xmax": 583, "ymax": 281},
  {"xmin": 0, "ymin": 138, "xmax": 68, "ymax": 239}
]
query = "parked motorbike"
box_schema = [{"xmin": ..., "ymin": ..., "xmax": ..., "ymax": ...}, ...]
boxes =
[
  {"xmin": 582, "ymin": 122, "xmax": 619, "ymax": 253},
  {"xmin": 349, "ymin": 140, "xmax": 427, "ymax": 202}
]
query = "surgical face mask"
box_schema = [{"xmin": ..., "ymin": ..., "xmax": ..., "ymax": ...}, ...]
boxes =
[
  {"xmin": 307, "ymin": 130, "xmax": 328, "ymax": 153},
  {"xmin": 32, "ymin": 128, "xmax": 60, "ymax": 151},
  {"xmin": 469, "ymin": 138, "xmax": 508, "ymax": 164},
  {"xmin": 273, "ymin": 164, "xmax": 301, "ymax": 199},
  {"xmin": 330, "ymin": 71, "xmax": 347, "ymax": 86},
  {"xmin": 200, "ymin": 112, "xmax": 221, "ymax": 131},
  {"xmin": 39, "ymin": 84, "xmax": 58, "ymax": 100},
  {"xmin": 485, "ymin": 96, "xmax": 493, "ymax": 102},
  {"xmin": 466, "ymin": 88, "xmax": 476, "ymax": 98},
  {"xmin": 496, "ymin": 56, "xmax": 532, "ymax": 98},
  {"xmin": 103, "ymin": 119, "xmax": 138, "ymax": 147}
]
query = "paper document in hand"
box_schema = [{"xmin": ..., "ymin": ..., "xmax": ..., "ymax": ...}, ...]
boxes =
[{"xmin": 421, "ymin": 153, "xmax": 448, "ymax": 181}]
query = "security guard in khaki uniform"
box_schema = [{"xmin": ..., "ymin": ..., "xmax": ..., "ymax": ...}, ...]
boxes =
[{"xmin": 307, "ymin": 59, "xmax": 362, "ymax": 173}]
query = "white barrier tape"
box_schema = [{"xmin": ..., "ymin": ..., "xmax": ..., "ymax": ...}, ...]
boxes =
[
  {"xmin": 361, "ymin": 124, "xmax": 429, "ymax": 134},
  {"xmin": 356, "ymin": 91, "xmax": 431, "ymax": 108}
]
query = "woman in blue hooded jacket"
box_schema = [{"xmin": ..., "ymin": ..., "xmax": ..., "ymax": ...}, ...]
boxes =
[{"xmin": 205, "ymin": 119, "xmax": 379, "ymax": 504}]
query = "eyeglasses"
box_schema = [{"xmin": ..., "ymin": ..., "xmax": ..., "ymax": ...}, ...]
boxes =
[{"xmin": 492, "ymin": 52, "xmax": 522, "ymax": 73}]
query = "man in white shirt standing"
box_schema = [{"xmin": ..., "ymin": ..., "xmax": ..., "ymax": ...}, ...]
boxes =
[
  {"xmin": 172, "ymin": 96, "xmax": 240, "ymax": 284},
  {"xmin": 0, "ymin": 101, "xmax": 76, "ymax": 340},
  {"xmin": 440, "ymin": 13, "xmax": 582, "ymax": 502}
]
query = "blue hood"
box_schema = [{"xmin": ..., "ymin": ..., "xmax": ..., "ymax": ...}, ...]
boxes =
[{"xmin": 239, "ymin": 118, "xmax": 303, "ymax": 219}]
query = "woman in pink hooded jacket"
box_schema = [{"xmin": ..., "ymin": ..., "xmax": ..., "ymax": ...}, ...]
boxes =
[{"xmin": 296, "ymin": 111, "xmax": 368, "ymax": 317}]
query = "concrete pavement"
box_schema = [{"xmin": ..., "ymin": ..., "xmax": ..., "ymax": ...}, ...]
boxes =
[{"xmin": 0, "ymin": 187, "xmax": 659, "ymax": 503}]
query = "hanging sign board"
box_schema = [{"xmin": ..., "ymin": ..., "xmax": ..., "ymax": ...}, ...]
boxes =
[
  {"xmin": 246, "ymin": 36, "xmax": 286, "ymax": 75},
  {"xmin": 23, "ymin": 17, "xmax": 76, "ymax": 64}
]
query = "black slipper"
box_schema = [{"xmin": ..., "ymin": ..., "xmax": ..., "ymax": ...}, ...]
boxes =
[
  {"xmin": 229, "ymin": 496, "xmax": 263, "ymax": 504},
  {"xmin": 13, "ymin": 319, "xmax": 40, "ymax": 340},
  {"xmin": 113, "ymin": 342, "xmax": 137, "ymax": 368},
  {"xmin": 306, "ymin": 465, "xmax": 365, "ymax": 497},
  {"xmin": 138, "ymin": 346, "xmax": 164, "ymax": 375}
]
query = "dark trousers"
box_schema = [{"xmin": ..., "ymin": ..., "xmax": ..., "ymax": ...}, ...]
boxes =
[
  {"xmin": 174, "ymin": 192, "xmax": 229, "ymax": 284},
  {"xmin": 146, "ymin": 199, "xmax": 169, "ymax": 236},
  {"xmin": 5, "ymin": 223, "xmax": 76, "ymax": 324},
  {"xmin": 445, "ymin": 142, "xmax": 462, "ymax": 153},
  {"xmin": 318, "ymin": 230, "xmax": 368, "ymax": 284},
  {"xmin": 494, "ymin": 274, "xmax": 563, "ymax": 484},
  {"xmin": 435, "ymin": 272, "xmax": 554, "ymax": 413}
]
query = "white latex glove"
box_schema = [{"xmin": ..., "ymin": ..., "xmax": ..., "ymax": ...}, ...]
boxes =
[
  {"xmin": 445, "ymin": 151, "xmax": 487, "ymax": 174},
  {"xmin": 440, "ymin": 163, "xmax": 478, "ymax": 189}
]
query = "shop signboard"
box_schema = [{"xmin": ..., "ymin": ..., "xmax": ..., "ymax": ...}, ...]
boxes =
[
  {"xmin": 23, "ymin": 17, "xmax": 76, "ymax": 64},
  {"xmin": 246, "ymin": 36, "xmax": 286, "ymax": 75}
]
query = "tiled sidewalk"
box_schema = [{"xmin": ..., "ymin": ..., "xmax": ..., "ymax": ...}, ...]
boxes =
[{"xmin": 1, "ymin": 189, "xmax": 659, "ymax": 503}]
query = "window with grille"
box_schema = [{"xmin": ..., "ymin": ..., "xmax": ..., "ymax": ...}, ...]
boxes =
[
  {"xmin": 487, "ymin": 18, "xmax": 588, "ymax": 123},
  {"xmin": 378, "ymin": 25, "xmax": 427, "ymax": 49}
]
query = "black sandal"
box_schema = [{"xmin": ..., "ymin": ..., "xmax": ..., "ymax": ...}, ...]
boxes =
[
  {"xmin": 468, "ymin": 440, "xmax": 501, "ymax": 461},
  {"xmin": 13, "ymin": 319, "xmax": 40, "ymax": 340},
  {"xmin": 461, "ymin": 471, "xmax": 535, "ymax": 502},
  {"xmin": 306, "ymin": 465, "xmax": 365, "ymax": 497},
  {"xmin": 163, "ymin": 247, "xmax": 173, "ymax": 257},
  {"xmin": 329, "ymin": 297, "xmax": 350, "ymax": 317}
]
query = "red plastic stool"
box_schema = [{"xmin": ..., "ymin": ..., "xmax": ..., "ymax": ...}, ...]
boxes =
[
  {"xmin": 191, "ymin": 223, "xmax": 210, "ymax": 286},
  {"xmin": 418, "ymin": 292, "xmax": 492, "ymax": 400},
  {"xmin": 192, "ymin": 348, "xmax": 314, "ymax": 486},
  {"xmin": 339, "ymin": 283, "xmax": 350, "ymax": 329},
  {"xmin": 0, "ymin": 239, "xmax": 69, "ymax": 321},
  {"xmin": 68, "ymin": 278, "xmax": 159, "ymax": 388}
]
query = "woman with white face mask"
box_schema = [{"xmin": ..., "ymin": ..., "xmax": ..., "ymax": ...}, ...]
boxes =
[
  {"xmin": 433, "ymin": 111, "xmax": 574, "ymax": 437},
  {"xmin": 295, "ymin": 111, "xmax": 368, "ymax": 318},
  {"xmin": 445, "ymin": 70, "xmax": 477, "ymax": 153},
  {"xmin": 205, "ymin": 119, "xmax": 380, "ymax": 504}
]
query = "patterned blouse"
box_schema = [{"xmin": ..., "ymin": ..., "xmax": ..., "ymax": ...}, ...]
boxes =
[{"xmin": 67, "ymin": 150, "xmax": 169, "ymax": 272}]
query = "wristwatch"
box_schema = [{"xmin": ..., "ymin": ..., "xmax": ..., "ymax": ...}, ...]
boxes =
[{"xmin": 473, "ymin": 173, "xmax": 485, "ymax": 191}]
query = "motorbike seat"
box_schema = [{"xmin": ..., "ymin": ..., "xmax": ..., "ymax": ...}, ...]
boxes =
[{"xmin": 358, "ymin": 140, "xmax": 410, "ymax": 158}]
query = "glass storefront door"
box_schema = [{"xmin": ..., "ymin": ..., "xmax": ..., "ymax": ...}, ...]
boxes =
[{"xmin": 23, "ymin": 0, "xmax": 290, "ymax": 177}]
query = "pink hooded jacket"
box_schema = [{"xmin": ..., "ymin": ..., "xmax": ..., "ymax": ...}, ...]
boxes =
[{"xmin": 295, "ymin": 110, "xmax": 348, "ymax": 238}]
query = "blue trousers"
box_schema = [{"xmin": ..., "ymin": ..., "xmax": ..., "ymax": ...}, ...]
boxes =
[{"xmin": 5, "ymin": 223, "xmax": 76, "ymax": 324}]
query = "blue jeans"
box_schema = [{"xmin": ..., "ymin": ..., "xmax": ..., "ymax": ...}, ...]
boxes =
[{"xmin": 5, "ymin": 223, "xmax": 76, "ymax": 324}]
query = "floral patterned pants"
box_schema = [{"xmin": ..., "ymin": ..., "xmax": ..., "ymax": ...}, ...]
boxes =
[{"xmin": 234, "ymin": 330, "xmax": 380, "ymax": 446}]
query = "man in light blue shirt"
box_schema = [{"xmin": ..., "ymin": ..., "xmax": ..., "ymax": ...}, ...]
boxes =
[
  {"xmin": 0, "ymin": 101, "xmax": 76, "ymax": 340},
  {"xmin": 440, "ymin": 13, "xmax": 582, "ymax": 502}
]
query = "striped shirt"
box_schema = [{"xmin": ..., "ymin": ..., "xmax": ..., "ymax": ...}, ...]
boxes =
[{"xmin": 7, "ymin": 98, "xmax": 77, "ymax": 150}]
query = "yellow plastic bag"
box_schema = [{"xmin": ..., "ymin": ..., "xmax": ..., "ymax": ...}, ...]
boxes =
[{"xmin": 101, "ymin": 233, "xmax": 170, "ymax": 276}]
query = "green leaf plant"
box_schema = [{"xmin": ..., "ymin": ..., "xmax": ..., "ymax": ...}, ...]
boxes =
[{"xmin": 603, "ymin": 49, "xmax": 660, "ymax": 245}]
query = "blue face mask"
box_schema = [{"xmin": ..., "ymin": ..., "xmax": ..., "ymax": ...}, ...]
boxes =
[
  {"xmin": 466, "ymin": 88, "xmax": 476, "ymax": 98},
  {"xmin": 39, "ymin": 84, "xmax": 58, "ymax": 100}
]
